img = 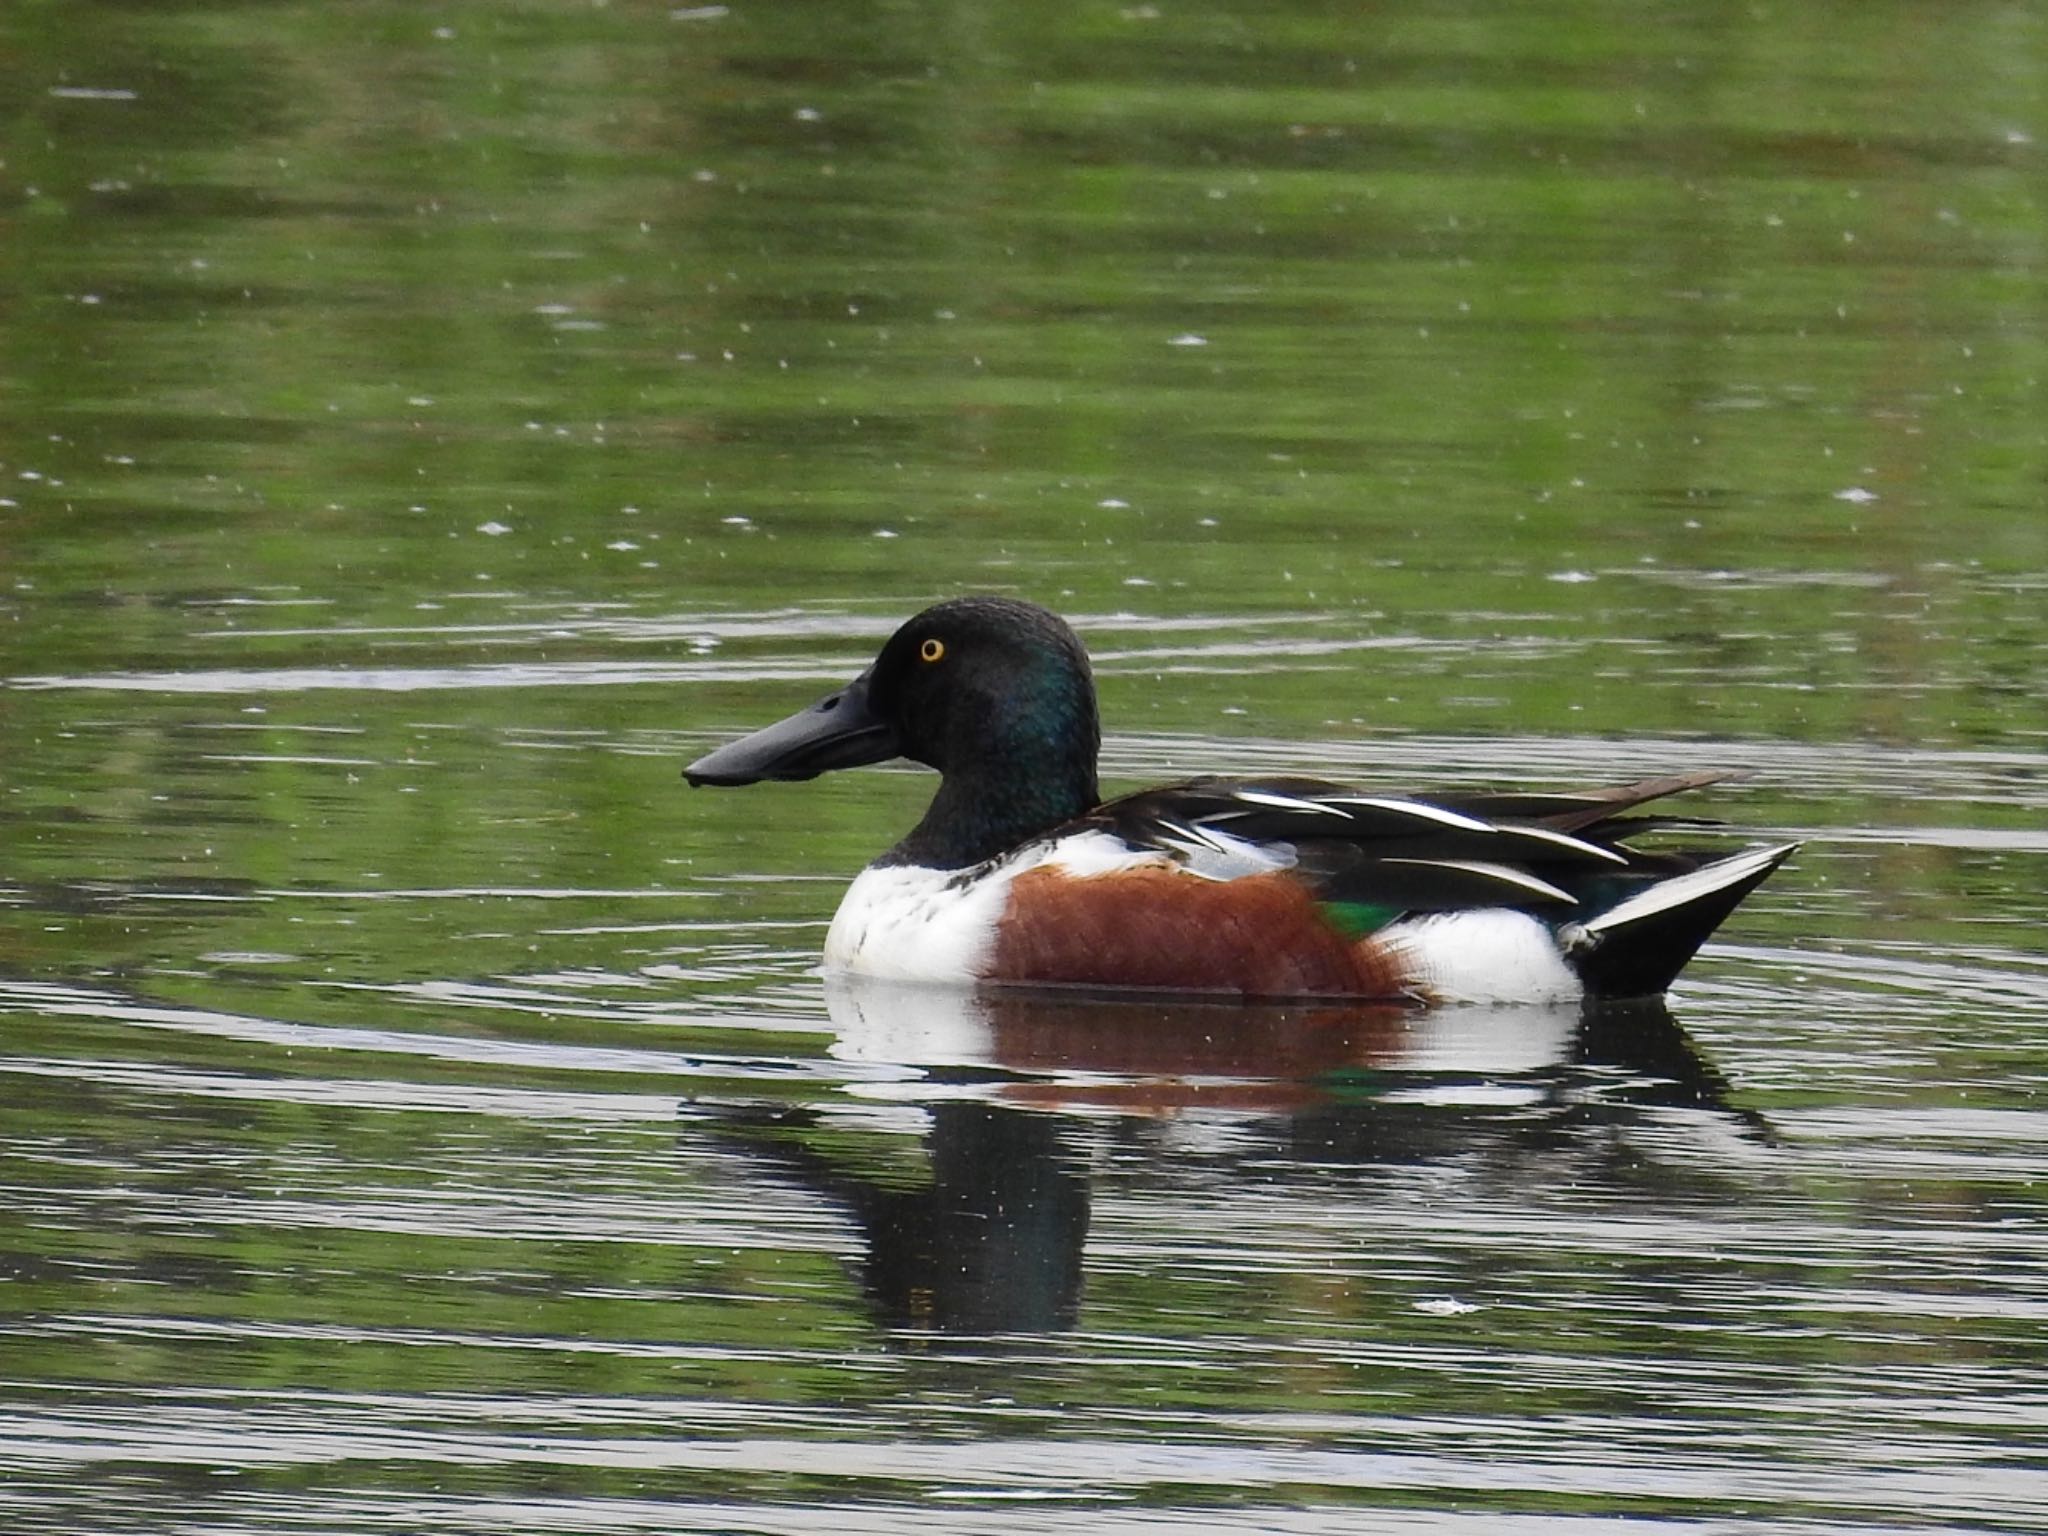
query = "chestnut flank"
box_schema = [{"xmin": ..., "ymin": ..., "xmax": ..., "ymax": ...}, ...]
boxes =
[{"xmin": 989, "ymin": 867, "xmax": 1409, "ymax": 998}]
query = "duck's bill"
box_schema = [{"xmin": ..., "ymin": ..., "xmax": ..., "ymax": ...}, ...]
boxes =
[{"xmin": 683, "ymin": 671, "xmax": 901, "ymax": 786}]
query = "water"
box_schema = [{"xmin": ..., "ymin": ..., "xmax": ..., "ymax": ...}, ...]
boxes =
[{"xmin": 4, "ymin": 1, "xmax": 2047, "ymax": 1530}]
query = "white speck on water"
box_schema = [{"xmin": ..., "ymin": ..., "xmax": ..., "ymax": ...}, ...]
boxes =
[
  {"xmin": 873, "ymin": 528, "xmax": 899, "ymax": 539},
  {"xmin": 432, "ymin": 26, "xmax": 456, "ymax": 40},
  {"xmin": 2007, "ymin": 129, "xmax": 2033, "ymax": 145},
  {"xmin": 1167, "ymin": 333, "xmax": 1208, "ymax": 347},
  {"xmin": 1548, "ymin": 569, "xmax": 1596, "ymax": 584},
  {"xmin": 1122, "ymin": 577, "xmax": 1155, "ymax": 587},
  {"xmin": 794, "ymin": 107, "xmax": 822, "ymax": 123},
  {"xmin": 671, "ymin": 4, "xmax": 729, "ymax": 19},
  {"xmin": 1098, "ymin": 498, "xmax": 1130, "ymax": 509},
  {"xmin": 49, "ymin": 86, "xmax": 137, "ymax": 101},
  {"xmin": 606, "ymin": 540, "xmax": 639, "ymax": 552},
  {"xmin": 721, "ymin": 515, "xmax": 754, "ymax": 528},
  {"xmin": 533, "ymin": 304, "xmax": 574, "ymax": 316},
  {"xmin": 476, "ymin": 521, "xmax": 511, "ymax": 536},
  {"xmin": 1834, "ymin": 486, "xmax": 1879, "ymax": 503},
  {"xmin": 406, "ymin": 396, "xmax": 434, "ymax": 407},
  {"xmin": 1414, "ymin": 1298, "xmax": 1480, "ymax": 1316}
]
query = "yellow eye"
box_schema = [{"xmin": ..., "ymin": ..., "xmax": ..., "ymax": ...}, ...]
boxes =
[{"xmin": 919, "ymin": 637, "xmax": 946, "ymax": 663}]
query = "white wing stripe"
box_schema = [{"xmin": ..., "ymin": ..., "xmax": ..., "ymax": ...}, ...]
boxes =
[
  {"xmin": 1227, "ymin": 789, "xmax": 1352, "ymax": 817},
  {"xmin": 1153, "ymin": 820, "xmax": 1293, "ymax": 879},
  {"xmin": 1499, "ymin": 825, "xmax": 1630, "ymax": 865},
  {"xmin": 1378, "ymin": 858, "xmax": 1578, "ymax": 905},
  {"xmin": 1157, "ymin": 818, "xmax": 1233, "ymax": 853},
  {"xmin": 1315, "ymin": 796, "xmax": 1497, "ymax": 832}
]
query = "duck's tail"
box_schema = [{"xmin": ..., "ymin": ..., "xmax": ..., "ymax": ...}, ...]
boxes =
[{"xmin": 1563, "ymin": 842, "xmax": 1798, "ymax": 998}]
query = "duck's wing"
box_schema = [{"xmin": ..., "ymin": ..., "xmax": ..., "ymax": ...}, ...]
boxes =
[
  {"xmin": 1085, "ymin": 769, "xmax": 1788, "ymax": 926},
  {"xmin": 1087, "ymin": 774, "xmax": 1686, "ymax": 900}
]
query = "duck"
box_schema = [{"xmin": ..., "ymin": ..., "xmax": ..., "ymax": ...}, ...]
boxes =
[{"xmin": 684, "ymin": 596, "xmax": 1796, "ymax": 1004}]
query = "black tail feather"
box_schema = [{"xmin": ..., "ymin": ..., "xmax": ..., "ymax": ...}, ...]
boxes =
[{"xmin": 1568, "ymin": 843, "xmax": 1796, "ymax": 998}]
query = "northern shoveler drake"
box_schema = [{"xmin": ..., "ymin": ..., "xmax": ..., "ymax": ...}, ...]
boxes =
[{"xmin": 684, "ymin": 597, "xmax": 1796, "ymax": 1004}]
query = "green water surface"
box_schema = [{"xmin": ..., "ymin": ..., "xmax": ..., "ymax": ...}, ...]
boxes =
[{"xmin": 3, "ymin": 3, "xmax": 2046, "ymax": 1532}]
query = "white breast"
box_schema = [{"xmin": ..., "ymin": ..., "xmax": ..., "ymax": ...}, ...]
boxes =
[
  {"xmin": 820, "ymin": 830, "xmax": 1178, "ymax": 984},
  {"xmin": 822, "ymin": 862, "xmax": 1012, "ymax": 982}
]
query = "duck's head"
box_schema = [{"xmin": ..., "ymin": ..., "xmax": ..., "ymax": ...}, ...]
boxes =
[{"xmin": 684, "ymin": 597, "xmax": 1101, "ymax": 818}]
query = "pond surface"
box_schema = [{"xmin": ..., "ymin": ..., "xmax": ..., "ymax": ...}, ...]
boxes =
[{"xmin": 3, "ymin": 2, "xmax": 2047, "ymax": 1531}]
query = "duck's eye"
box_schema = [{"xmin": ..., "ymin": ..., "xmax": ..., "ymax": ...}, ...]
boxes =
[{"xmin": 919, "ymin": 638, "xmax": 946, "ymax": 663}]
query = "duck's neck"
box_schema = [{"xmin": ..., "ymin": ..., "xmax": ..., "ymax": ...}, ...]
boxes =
[
  {"xmin": 880, "ymin": 636, "xmax": 1101, "ymax": 871},
  {"xmin": 883, "ymin": 756, "xmax": 1099, "ymax": 871}
]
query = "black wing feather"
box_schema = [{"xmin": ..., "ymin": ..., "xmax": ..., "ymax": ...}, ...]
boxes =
[{"xmin": 1083, "ymin": 771, "xmax": 1756, "ymax": 919}]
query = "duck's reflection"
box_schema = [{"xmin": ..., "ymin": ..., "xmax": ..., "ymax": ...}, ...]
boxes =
[
  {"xmin": 691, "ymin": 979, "xmax": 1759, "ymax": 1338},
  {"xmin": 699, "ymin": 1097, "xmax": 1089, "ymax": 1333}
]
